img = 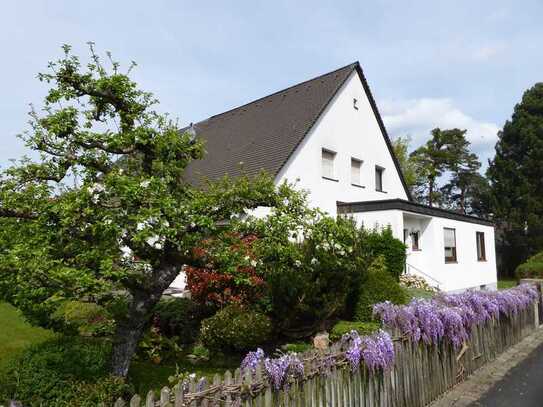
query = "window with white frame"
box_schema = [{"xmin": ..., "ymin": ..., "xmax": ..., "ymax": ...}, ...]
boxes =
[
  {"xmin": 351, "ymin": 158, "xmax": 362, "ymax": 186},
  {"xmin": 444, "ymin": 228, "xmax": 457, "ymax": 263},
  {"xmin": 375, "ymin": 166, "xmax": 384, "ymax": 191},
  {"xmin": 321, "ymin": 149, "xmax": 336, "ymax": 180},
  {"xmin": 476, "ymin": 232, "xmax": 486, "ymax": 261}
]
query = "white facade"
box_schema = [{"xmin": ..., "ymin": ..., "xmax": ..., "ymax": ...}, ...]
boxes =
[
  {"xmin": 349, "ymin": 209, "xmax": 497, "ymax": 292},
  {"xmin": 272, "ymin": 69, "xmax": 497, "ymax": 292},
  {"xmin": 276, "ymin": 71, "xmax": 408, "ymax": 216}
]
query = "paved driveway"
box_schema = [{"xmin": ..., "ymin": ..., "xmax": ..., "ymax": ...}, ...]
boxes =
[
  {"xmin": 471, "ymin": 341, "xmax": 543, "ymax": 407},
  {"xmin": 430, "ymin": 327, "xmax": 543, "ymax": 407}
]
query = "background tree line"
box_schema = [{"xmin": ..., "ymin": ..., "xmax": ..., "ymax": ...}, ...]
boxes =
[{"xmin": 393, "ymin": 83, "xmax": 543, "ymax": 277}]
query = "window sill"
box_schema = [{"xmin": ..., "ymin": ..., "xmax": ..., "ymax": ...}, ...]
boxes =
[
  {"xmin": 375, "ymin": 189, "xmax": 387, "ymax": 193},
  {"xmin": 478, "ymin": 259, "xmax": 487, "ymax": 262},
  {"xmin": 322, "ymin": 176, "xmax": 339, "ymax": 182},
  {"xmin": 412, "ymin": 249, "xmax": 422, "ymax": 252},
  {"xmin": 351, "ymin": 183, "xmax": 365, "ymax": 189},
  {"xmin": 445, "ymin": 261, "xmax": 458, "ymax": 264}
]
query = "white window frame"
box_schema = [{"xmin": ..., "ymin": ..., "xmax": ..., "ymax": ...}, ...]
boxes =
[
  {"xmin": 350, "ymin": 158, "xmax": 363, "ymax": 186},
  {"xmin": 321, "ymin": 149, "xmax": 337, "ymax": 181}
]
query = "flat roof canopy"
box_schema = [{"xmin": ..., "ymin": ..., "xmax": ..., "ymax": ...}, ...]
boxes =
[{"xmin": 337, "ymin": 199, "xmax": 493, "ymax": 227}]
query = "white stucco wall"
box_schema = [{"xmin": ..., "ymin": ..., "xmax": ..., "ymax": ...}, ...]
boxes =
[
  {"xmin": 348, "ymin": 210, "xmax": 498, "ymax": 292},
  {"xmin": 275, "ymin": 71, "xmax": 408, "ymax": 216}
]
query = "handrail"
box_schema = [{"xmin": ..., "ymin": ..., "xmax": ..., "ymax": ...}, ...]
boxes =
[{"xmin": 405, "ymin": 263, "xmax": 442, "ymax": 288}]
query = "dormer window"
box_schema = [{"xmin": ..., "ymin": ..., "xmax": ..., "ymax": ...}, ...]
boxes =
[{"xmin": 322, "ymin": 149, "xmax": 337, "ymax": 181}]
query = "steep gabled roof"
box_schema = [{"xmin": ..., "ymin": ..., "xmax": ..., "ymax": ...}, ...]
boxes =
[{"xmin": 185, "ymin": 62, "xmax": 413, "ymax": 201}]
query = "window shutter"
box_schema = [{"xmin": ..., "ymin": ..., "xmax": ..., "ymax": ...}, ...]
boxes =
[
  {"xmin": 351, "ymin": 159, "xmax": 361, "ymax": 185},
  {"xmin": 322, "ymin": 150, "xmax": 335, "ymax": 179}
]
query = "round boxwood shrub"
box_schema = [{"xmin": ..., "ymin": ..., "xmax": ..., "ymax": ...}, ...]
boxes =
[
  {"xmin": 152, "ymin": 297, "xmax": 212, "ymax": 344},
  {"xmin": 199, "ymin": 305, "xmax": 272, "ymax": 352},
  {"xmin": 355, "ymin": 255, "xmax": 409, "ymax": 322},
  {"xmin": 0, "ymin": 336, "xmax": 131, "ymax": 406}
]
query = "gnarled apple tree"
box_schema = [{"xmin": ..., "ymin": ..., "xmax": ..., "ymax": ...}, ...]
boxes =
[{"xmin": 0, "ymin": 44, "xmax": 294, "ymax": 377}]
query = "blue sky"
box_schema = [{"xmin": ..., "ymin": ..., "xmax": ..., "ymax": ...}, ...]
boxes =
[{"xmin": 1, "ymin": 0, "xmax": 542, "ymax": 170}]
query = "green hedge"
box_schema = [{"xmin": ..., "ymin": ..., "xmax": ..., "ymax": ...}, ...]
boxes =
[
  {"xmin": 0, "ymin": 336, "xmax": 131, "ymax": 406},
  {"xmin": 365, "ymin": 227, "xmax": 406, "ymax": 280},
  {"xmin": 515, "ymin": 251, "xmax": 543, "ymax": 279},
  {"xmin": 355, "ymin": 255, "xmax": 409, "ymax": 322}
]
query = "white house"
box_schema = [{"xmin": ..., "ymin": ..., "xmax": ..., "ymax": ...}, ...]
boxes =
[{"xmin": 171, "ymin": 62, "xmax": 497, "ymax": 293}]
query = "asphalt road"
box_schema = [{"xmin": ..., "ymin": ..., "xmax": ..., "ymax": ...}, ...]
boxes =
[{"xmin": 472, "ymin": 342, "xmax": 543, "ymax": 406}]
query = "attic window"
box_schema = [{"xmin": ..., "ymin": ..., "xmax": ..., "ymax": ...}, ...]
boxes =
[
  {"xmin": 375, "ymin": 166, "xmax": 385, "ymax": 192},
  {"xmin": 322, "ymin": 149, "xmax": 337, "ymax": 181},
  {"xmin": 351, "ymin": 158, "xmax": 362, "ymax": 186},
  {"xmin": 353, "ymin": 98, "xmax": 359, "ymax": 110}
]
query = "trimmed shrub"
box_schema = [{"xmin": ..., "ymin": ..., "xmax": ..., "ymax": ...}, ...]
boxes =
[
  {"xmin": 329, "ymin": 320, "xmax": 380, "ymax": 342},
  {"xmin": 200, "ymin": 305, "xmax": 272, "ymax": 352},
  {"xmin": 153, "ymin": 297, "xmax": 212, "ymax": 344},
  {"xmin": 365, "ymin": 227, "xmax": 407, "ymax": 280},
  {"xmin": 51, "ymin": 300, "xmax": 115, "ymax": 337},
  {"xmin": 515, "ymin": 251, "xmax": 543, "ymax": 279},
  {"xmin": 355, "ymin": 256, "xmax": 409, "ymax": 322},
  {"xmin": 0, "ymin": 336, "xmax": 131, "ymax": 406}
]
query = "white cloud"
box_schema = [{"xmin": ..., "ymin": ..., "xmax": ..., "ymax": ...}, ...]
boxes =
[
  {"xmin": 381, "ymin": 98, "xmax": 499, "ymax": 166},
  {"xmin": 472, "ymin": 44, "xmax": 506, "ymax": 61}
]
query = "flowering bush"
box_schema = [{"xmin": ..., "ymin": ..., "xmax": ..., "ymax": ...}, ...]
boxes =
[
  {"xmin": 399, "ymin": 274, "xmax": 439, "ymax": 292},
  {"xmin": 185, "ymin": 234, "xmax": 266, "ymax": 308},
  {"xmin": 342, "ymin": 330, "xmax": 395, "ymax": 372},
  {"xmin": 374, "ymin": 284, "xmax": 539, "ymax": 348}
]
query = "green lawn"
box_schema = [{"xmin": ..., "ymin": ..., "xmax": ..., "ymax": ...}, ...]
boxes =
[
  {"xmin": 498, "ymin": 279, "xmax": 517, "ymax": 290},
  {"xmin": 0, "ymin": 303, "xmax": 56, "ymax": 369}
]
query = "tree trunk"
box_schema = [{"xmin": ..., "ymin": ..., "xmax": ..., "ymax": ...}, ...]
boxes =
[{"xmin": 110, "ymin": 264, "xmax": 181, "ymax": 377}]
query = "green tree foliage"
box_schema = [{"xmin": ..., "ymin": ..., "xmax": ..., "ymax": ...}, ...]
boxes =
[
  {"xmin": 488, "ymin": 83, "xmax": 543, "ymax": 274},
  {"xmin": 0, "ymin": 44, "xmax": 298, "ymax": 377},
  {"xmin": 391, "ymin": 135, "xmax": 417, "ymax": 192},
  {"xmin": 440, "ymin": 144, "xmax": 490, "ymax": 217},
  {"xmin": 410, "ymin": 128, "xmax": 474, "ymax": 207}
]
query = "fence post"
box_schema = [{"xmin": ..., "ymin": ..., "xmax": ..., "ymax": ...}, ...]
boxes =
[{"xmin": 535, "ymin": 300, "xmax": 540, "ymax": 328}]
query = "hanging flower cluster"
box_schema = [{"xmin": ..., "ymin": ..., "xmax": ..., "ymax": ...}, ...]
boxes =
[
  {"xmin": 374, "ymin": 284, "xmax": 539, "ymax": 349},
  {"xmin": 342, "ymin": 330, "xmax": 395, "ymax": 372},
  {"xmin": 240, "ymin": 348, "xmax": 304, "ymax": 390}
]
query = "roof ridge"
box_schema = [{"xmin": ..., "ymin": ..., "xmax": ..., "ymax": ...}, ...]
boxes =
[{"xmin": 198, "ymin": 61, "xmax": 359, "ymax": 125}]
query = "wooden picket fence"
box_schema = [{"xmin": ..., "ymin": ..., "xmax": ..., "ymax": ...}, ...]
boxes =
[{"xmin": 115, "ymin": 302, "xmax": 539, "ymax": 407}]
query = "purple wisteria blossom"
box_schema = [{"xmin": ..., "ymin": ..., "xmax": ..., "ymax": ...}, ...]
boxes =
[
  {"xmin": 240, "ymin": 348, "xmax": 265, "ymax": 372},
  {"xmin": 343, "ymin": 330, "xmax": 395, "ymax": 372},
  {"xmin": 264, "ymin": 354, "xmax": 304, "ymax": 390},
  {"xmin": 373, "ymin": 284, "xmax": 539, "ymax": 349}
]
